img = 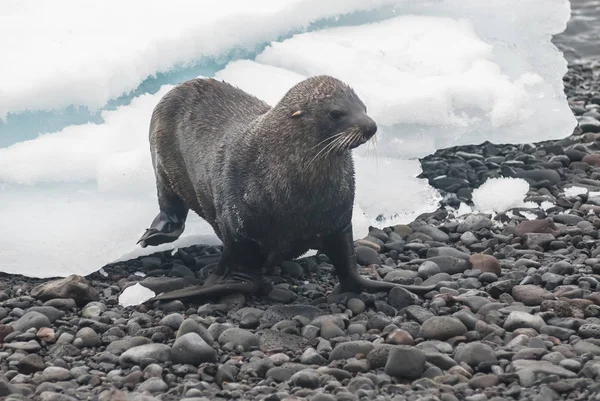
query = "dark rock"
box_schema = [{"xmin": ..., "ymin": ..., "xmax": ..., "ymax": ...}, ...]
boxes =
[
  {"xmin": 385, "ymin": 346, "xmax": 426, "ymax": 379},
  {"xmin": 172, "ymin": 333, "xmax": 217, "ymax": 364}
]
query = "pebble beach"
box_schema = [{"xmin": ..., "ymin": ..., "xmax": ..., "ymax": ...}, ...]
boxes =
[{"xmin": 2, "ymin": 5, "xmax": 600, "ymax": 401}]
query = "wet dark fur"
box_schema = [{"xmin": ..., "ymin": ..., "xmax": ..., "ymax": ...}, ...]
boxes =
[{"xmin": 149, "ymin": 76, "xmax": 368, "ymax": 268}]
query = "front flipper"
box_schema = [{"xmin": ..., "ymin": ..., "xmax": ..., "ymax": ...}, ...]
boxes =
[{"xmin": 322, "ymin": 223, "xmax": 437, "ymax": 295}]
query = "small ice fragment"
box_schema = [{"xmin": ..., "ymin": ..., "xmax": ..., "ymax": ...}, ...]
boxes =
[
  {"xmin": 564, "ymin": 186, "xmax": 588, "ymax": 197},
  {"xmin": 472, "ymin": 177, "xmax": 529, "ymax": 213},
  {"xmin": 298, "ymin": 249, "xmax": 318, "ymax": 258},
  {"xmin": 134, "ymin": 271, "xmax": 146, "ymax": 277},
  {"xmin": 99, "ymin": 268, "xmax": 108, "ymax": 277},
  {"xmin": 171, "ymin": 248, "xmax": 178, "ymax": 256},
  {"xmin": 455, "ymin": 203, "xmax": 473, "ymax": 217},
  {"xmin": 118, "ymin": 283, "xmax": 155, "ymax": 307},
  {"xmin": 540, "ymin": 201, "xmax": 554, "ymax": 210},
  {"xmin": 520, "ymin": 211, "xmax": 538, "ymax": 220}
]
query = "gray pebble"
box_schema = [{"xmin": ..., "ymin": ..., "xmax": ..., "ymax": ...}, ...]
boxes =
[
  {"xmin": 159, "ymin": 313, "xmax": 184, "ymax": 330},
  {"xmin": 74, "ymin": 327, "xmax": 101, "ymax": 348},
  {"xmin": 421, "ymin": 316, "xmax": 467, "ymax": 340},
  {"xmin": 11, "ymin": 311, "xmax": 50, "ymax": 332},
  {"xmin": 290, "ymin": 369, "xmax": 321, "ymax": 389},
  {"xmin": 218, "ymin": 328, "xmax": 259, "ymax": 351},
  {"xmin": 384, "ymin": 346, "xmax": 426, "ymax": 379},
  {"xmin": 137, "ymin": 377, "xmax": 168, "ymax": 393},
  {"xmin": 504, "ymin": 311, "xmax": 546, "ymax": 332},
  {"xmin": 119, "ymin": 343, "xmax": 172, "ymax": 366},
  {"xmin": 172, "ymin": 332, "xmax": 216, "ymax": 364},
  {"xmin": 454, "ymin": 342, "xmax": 497, "ymax": 367},
  {"xmin": 329, "ymin": 341, "xmax": 374, "ymax": 361}
]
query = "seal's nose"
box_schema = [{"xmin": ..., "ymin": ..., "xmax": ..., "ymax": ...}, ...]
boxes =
[{"xmin": 362, "ymin": 117, "xmax": 377, "ymax": 140}]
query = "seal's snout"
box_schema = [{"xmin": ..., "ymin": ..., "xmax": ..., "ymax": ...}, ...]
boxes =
[{"xmin": 362, "ymin": 118, "xmax": 377, "ymax": 140}]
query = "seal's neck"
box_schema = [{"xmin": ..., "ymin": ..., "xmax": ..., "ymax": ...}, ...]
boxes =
[{"xmin": 251, "ymin": 111, "xmax": 352, "ymax": 185}]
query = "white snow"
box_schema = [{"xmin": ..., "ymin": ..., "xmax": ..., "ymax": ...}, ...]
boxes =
[
  {"xmin": 118, "ymin": 283, "xmax": 156, "ymax": 307},
  {"xmin": 472, "ymin": 177, "xmax": 530, "ymax": 213},
  {"xmin": 0, "ymin": 0, "xmax": 576, "ymax": 278}
]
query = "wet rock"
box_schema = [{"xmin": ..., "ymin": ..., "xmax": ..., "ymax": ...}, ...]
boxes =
[
  {"xmin": 385, "ymin": 346, "xmax": 426, "ymax": 379},
  {"xmin": 119, "ymin": 344, "xmax": 172, "ymax": 366},
  {"xmin": 218, "ymin": 328, "xmax": 259, "ymax": 351},
  {"xmin": 31, "ymin": 275, "xmax": 99, "ymax": 306},
  {"xmin": 11, "ymin": 311, "xmax": 51, "ymax": 332},
  {"xmin": 469, "ymin": 254, "xmax": 501, "ymax": 275},
  {"xmin": 329, "ymin": 341, "xmax": 374, "ymax": 361},
  {"xmin": 421, "ymin": 316, "xmax": 467, "ymax": 340},
  {"xmin": 512, "ymin": 285, "xmax": 555, "ymax": 306},
  {"xmin": 454, "ymin": 342, "xmax": 497, "ymax": 367},
  {"xmin": 172, "ymin": 333, "xmax": 217, "ymax": 364}
]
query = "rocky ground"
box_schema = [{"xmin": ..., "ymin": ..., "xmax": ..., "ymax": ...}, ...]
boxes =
[{"xmin": 1, "ymin": 62, "xmax": 600, "ymax": 401}]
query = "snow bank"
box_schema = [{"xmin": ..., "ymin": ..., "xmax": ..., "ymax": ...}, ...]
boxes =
[{"xmin": 0, "ymin": 0, "xmax": 575, "ymax": 278}]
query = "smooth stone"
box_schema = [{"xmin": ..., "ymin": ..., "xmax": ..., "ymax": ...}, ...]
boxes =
[
  {"xmin": 421, "ymin": 316, "xmax": 467, "ymax": 340},
  {"xmin": 417, "ymin": 226, "xmax": 450, "ymax": 242},
  {"xmin": 81, "ymin": 302, "xmax": 107, "ymax": 318},
  {"xmin": 405, "ymin": 305, "xmax": 435, "ymax": 324},
  {"xmin": 137, "ymin": 378, "xmax": 168, "ymax": 393},
  {"xmin": 388, "ymin": 287, "xmax": 419, "ymax": 310},
  {"xmin": 106, "ymin": 337, "xmax": 153, "ymax": 354},
  {"xmin": 469, "ymin": 254, "xmax": 501, "ymax": 275},
  {"xmin": 74, "ymin": 327, "xmax": 101, "ymax": 348},
  {"xmin": 158, "ymin": 313, "xmax": 184, "ymax": 330},
  {"xmin": 418, "ymin": 261, "xmax": 441, "ymax": 279},
  {"xmin": 454, "ymin": 342, "xmax": 497, "ymax": 367},
  {"xmin": 172, "ymin": 332, "xmax": 217, "ymax": 364},
  {"xmin": 177, "ymin": 318, "xmax": 213, "ymax": 344},
  {"xmin": 218, "ymin": 328, "xmax": 259, "ymax": 351},
  {"xmin": 11, "ymin": 312, "xmax": 51, "ymax": 332},
  {"xmin": 290, "ymin": 369, "xmax": 321, "ymax": 389},
  {"xmin": 30, "ymin": 275, "xmax": 99, "ymax": 306},
  {"xmin": 329, "ymin": 341, "xmax": 374, "ymax": 361},
  {"xmin": 426, "ymin": 256, "xmax": 469, "ymax": 275},
  {"xmin": 457, "ymin": 215, "xmax": 492, "ymax": 233},
  {"xmin": 119, "ymin": 344, "xmax": 172, "ymax": 365},
  {"xmin": 384, "ymin": 346, "xmax": 427, "ymax": 379},
  {"xmin": 504, "ymin": 311, "xmax": 546, "ymax": 332},
  {"xmin": 512, "ymin": 285, "xmax": 554, "ymax": 306},
  {"xmin": 511, "ymin": 360, "xmax": 577, "ymax": 378}
]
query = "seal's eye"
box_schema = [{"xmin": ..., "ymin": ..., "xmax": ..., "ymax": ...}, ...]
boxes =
[{"xmin": 329, "ymin": 110, "xmax": 344, "ymax": 120}]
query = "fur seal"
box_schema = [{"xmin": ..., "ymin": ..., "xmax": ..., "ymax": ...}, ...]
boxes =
[{"xmin": 137, "ymin": 75, "xmax": 435, "ymax": 300}]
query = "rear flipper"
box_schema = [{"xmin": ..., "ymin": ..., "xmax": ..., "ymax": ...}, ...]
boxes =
[
  {"xmin": 138, "ymin": 211, "xmax": 187, "ymax": 247},
  {"xmin": 138, "ymin": 171, "xmax": 189, "ymax": 248}
]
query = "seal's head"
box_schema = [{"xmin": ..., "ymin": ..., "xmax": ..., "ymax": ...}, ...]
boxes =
[{"xmin": 274, "ymin": 75, "xmax": 377, "ymax": 153}]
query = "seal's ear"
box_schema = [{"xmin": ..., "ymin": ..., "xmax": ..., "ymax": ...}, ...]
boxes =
[{"xmin": 291, "ymin": 110, "xmax": 303, "ymax": 118}]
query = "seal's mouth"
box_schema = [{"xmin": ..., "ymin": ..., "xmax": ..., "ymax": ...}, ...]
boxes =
[{"xmin": 349, "ymin": 135, "xmax": 369, "ymax": 150}]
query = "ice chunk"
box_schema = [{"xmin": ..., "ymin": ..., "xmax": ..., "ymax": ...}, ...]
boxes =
[
  {"xmin": 564, "ymin": 186, "xmax": 588, "ymax": 197},
  {"xmin": 472, "ymin": 177, "xmax": 530, "ymax": 213},
  {"xmin": 0, "ymin": 0, "xmax": 403, "ymax": 120},
  {"xmin": 118, "ymin": 283, "xmax": 155, "ymax": 307}
]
